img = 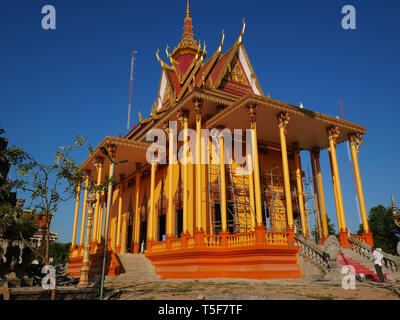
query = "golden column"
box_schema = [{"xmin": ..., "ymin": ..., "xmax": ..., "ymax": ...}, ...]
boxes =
[
  {"xmin": 147, "ymin": 160, "xmax": 158, "ymax": 251},
  {"xmin": 97, "ymin": 196, "xmax": 104, "ymax": 243},
  {"xmin": 218, "ymin": 126, "xmax": 228, "ymax": 233},
  {"xmin": 327, "ymin": 126, "xmax": 350, "ymax": 247},
  {"xmin": 194, "ymin": 98, "xmax": 206, "ymax": 247},
  {"xmin": 71, "ymin": 183, "xmax": 81, "ymax": 248},
  {"xmin": 79, "ymin": 170, "xmax": 91, "ymax": 249},
  {"xmin": 208, "ymin": 138, "xmax": 215, "ymax": 235},
  {"xmin": 310, "ymin": 151, "xmax": 323, "ymax": 242},
  {"xmin": 349, "ymin": 134, "xmax": 373, "ymax": 246},
  {"xmin": 103, "ymin": 144, "xmax": 117, "ymax": 245},
  {"xmin": 201, "ymin": 134, "xmax": 208, "ymax": 234},
  {"xmin": 277, "ymin": 112, "xmax": 295, "ymax": 242},
  {"xmin": 132, "ymin": 163, "xmax": 142, "ymax": 253},
  {"xmin": 78, "ymin": 193, "xmax": 96, "ymax": 287},
  {"xmin": 164, "ymin": 121, "xmax": 176, "ymax": 248},
  {"xmin": 93, "ymin": 156, "xmax": 104, "ymax": 244},
  {"xmin": 115, "ymin": 175, "xmax": 125, "ymax": 253},
  {"xmin": 246, "ymin": 104, "xmax": 266, "ymax": 244},
  {"xmin": 292, "ymin": 143, "xmax": 308, "ymax": 238},
  {"xmin": 328, "ymin": 146, "xmax": 342, "ymax": 231},
  {"xmin": 313, "ymin": 148, "xmax": 329, "ymax": 242},
  {"xmin": 246, "ymin": 105, "xmax": 263, "ymax": 225},
  {"xmin": 194, "ymin": 98, "xmax": 203, "ymax": 231},
  {"xmin": 178, "ymin": 109, "xmax": 190, "ymax": 238},
  {"xmin": 247, "ymin": 152, "xmax": 256, "ymax": 230}
]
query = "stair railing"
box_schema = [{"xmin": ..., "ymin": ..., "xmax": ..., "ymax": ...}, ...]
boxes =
[
  {"xmin": 294, "ymin": 233, "xmax": 340, "ymax": 276},
  {"xmin": 348, "ymin": 236, "xmax": 400, "ymax": 273}
]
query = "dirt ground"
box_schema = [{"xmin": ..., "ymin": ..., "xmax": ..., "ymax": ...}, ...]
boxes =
[{"xmin": 105, "ymin": 278, "xmax": 400, "ymax": 300}]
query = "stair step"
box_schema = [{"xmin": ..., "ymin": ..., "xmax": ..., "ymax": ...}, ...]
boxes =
[
  {"xmin": 106, "ymin": 254, "xmax": 160, "ymax": 282},
  {"xmin": 336, "ymin": 252, "xmax": 387, "ymax": 280}
]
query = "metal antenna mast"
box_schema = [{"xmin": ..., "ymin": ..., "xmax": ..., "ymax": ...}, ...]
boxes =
[{"xmin": 127, "ymin": 50, "xmax": 137, "ymax": 134}]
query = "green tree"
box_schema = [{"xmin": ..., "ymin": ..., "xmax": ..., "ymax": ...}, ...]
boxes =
[
  {"xmin": 326, "ymin": 216, "xmax": 337, "ymax": 236},
  {"xmin": 38, "ymin": 241, "xmax": 71, "ymax": 266},
  {"xmin": 0, "ymin": 128, "xmax": 99, "ymax": 264},
  {"xmin": 311, "ymin": 216, "xmax": 337, "ymax": 243},
  {"xmin": 367, "ymin": 205, "xmax": 399, "ymax": 254}
]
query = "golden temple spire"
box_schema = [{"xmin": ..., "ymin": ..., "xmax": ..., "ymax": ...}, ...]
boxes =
[
  {"xmin": 171, "ymin": 0, "xmax": 200, "ymax": 59},
  {"xmin": 186, "ymin": 0, "xmax": 191, "ymax": 18},
  {"xmin": 392, "ymin": 194, "xmax": 397, "ymax": 215}
]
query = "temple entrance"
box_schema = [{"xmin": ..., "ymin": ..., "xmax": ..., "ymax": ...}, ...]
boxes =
[
  {"xmin": 139, "ymin": 221, "xmax": 147, "ymax": 253},
  {"xmin": 177, "ymin": 209, "xmax": 183, "ymax": 237},
  {"xmin": 159, "ymin": 215, "xmax": 166, "ymax": 241},
  {"xmin": 127, "ymin": 225, "xmax": 132, "ymax": 252}
]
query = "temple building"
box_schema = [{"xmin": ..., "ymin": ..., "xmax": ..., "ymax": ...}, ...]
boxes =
[{"xmin": 67, "ymin": 2, "xmax": 373, "ymax": 280}]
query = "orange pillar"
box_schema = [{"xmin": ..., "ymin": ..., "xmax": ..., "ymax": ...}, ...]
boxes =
[
  {"xmin": 115, "ymin": 175, "xmax": 124, "ymax": 253},
  {"xmin": 147, "ymin": 160, "xmax": 157, "ymax": 251},
  {"xmin": 132, "ymin": 164, "xmax": 142, "ymax": 253},
  {"xmin": 194, "ymin": 99, "xmax": 203, "ymax": 232},
  {"xmin": 327, "ymin": 126, "xmax": 350, "ymax": 247},
  {"xmin": 247, "ymin": 153, "xmax": 256, "ymax": 230},
  {"xmin": 219, "ymin": 127, "xmax": 228, "ymax": 233},
  {"xmin": 246, "ymin": 104, "xmax": 266, "ymax": 244},
  {"xmin": 278, "ymin": 112, "xmax": 294, "ymax": 243},
  {"xmin": 328, "ymin": 146, "xmax": 342, "ymax": 232},
  {"xmin": 310, "ymin": 151, "xmax": 323, "ymax": 242},
  {"xmin": 313, "ymin": 148, "xmax": 329, "ymax": 242},
  {"xmin": 71, "ymin": 183, "xmax": 81, "ymax": 248},
  {"xmin": 165, "ymin": 122, "xmax": 176, "ymax": 249},
  {"xmin": 79, "ymin": 171, "xmax": 91, "ymax": 249},
  {"xmin": 349, "ymin": 134, "xmax": 373, "ymax": 246},
  {"xmin": 293, "ymin": 144, "xmax": 307, "ymax": 238},
  {"xmin": 178, "ymin": 110, "xmax": 190, "ymax": 238},
  {"xmin": 93, "ymin": 157, "xmax": 104, "ymax": 244}
]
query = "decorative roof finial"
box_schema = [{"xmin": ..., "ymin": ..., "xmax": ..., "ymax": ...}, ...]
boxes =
[
  {"xmin": 392, "ymin": 194, "xmax": 398, "ymax": 215},
  {"xmin": 186, "ymin": 0, "xmax": 191, "ymax": 18},
  {"xmin": 238, "ymin": 18, "xmax": 246, "ymax": 44}
]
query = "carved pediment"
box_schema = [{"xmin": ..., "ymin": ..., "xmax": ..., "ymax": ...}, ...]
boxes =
[{"xmin": 223, "ymin": 55, "xmax": 249, "ymax": 87}]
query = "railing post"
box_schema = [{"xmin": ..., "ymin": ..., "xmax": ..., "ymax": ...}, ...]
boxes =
[
  {"xmin": 166, "ymin": 236, "xmax": 173, "ymax": 249},
  {"xmin": 254, "ymin": 226, "xmax": 266, "ymax": 245},
  {"xmin": 194, "ymin": 230, "xmax": 206, "ymax": 248},
  {"xmin": 181, "ymin": 233, "xmax": 189, "ymax": 248},
  {"xmin": 221, "ymin": 232, "xmax": 229, "ymax": 247}
]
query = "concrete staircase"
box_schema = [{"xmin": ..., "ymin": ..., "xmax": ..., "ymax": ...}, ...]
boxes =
[{"xmin": 105, "ymin": 254, "xmax": 160, "ymax": 283}]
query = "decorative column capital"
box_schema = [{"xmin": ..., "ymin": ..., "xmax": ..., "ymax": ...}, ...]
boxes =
[
  {"xmin": 163, "ymin": 121, "xmax": 170, "ymax": 136},
  {"xmin": 94, "ymin": 156, "xmax": 104, "ymax": 170},
  {"xmin": 105, "ymin": 143, "xmax": 117, "ymax": 161},
  {"xmin": 193, "ymin": 98, "xmax": 203, "ymax": 120},
  {"xmin": 277, "ymin": 112, "xmax": 290, "ymax": 130},
  {"xmin": 246, "ymin": 104, "xmax": 257, "ymax": 128},
  {"xmin": 177, "ymin": 109, "xmax": 189, "ymax": 128},
  {"xmin": 348, "ymin": 133, "xmax": 363, "ymax": 151},
  {"xmin": 135, "ymin": 162, "xmax": 142, "ymax": 173},
  {"xmin": 327, "ymin": 126, "xmax": 340, "ymax": 146}
]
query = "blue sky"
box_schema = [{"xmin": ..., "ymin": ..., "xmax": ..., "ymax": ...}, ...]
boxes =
[{"xmin": 1, "ymin": 0, "xmax": 399, "ymax": 242}]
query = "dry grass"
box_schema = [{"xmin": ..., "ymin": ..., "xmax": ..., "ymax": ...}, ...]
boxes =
[{"xmin": 106, "ymin": 279, "xmax": 400, "ymax": 301}]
